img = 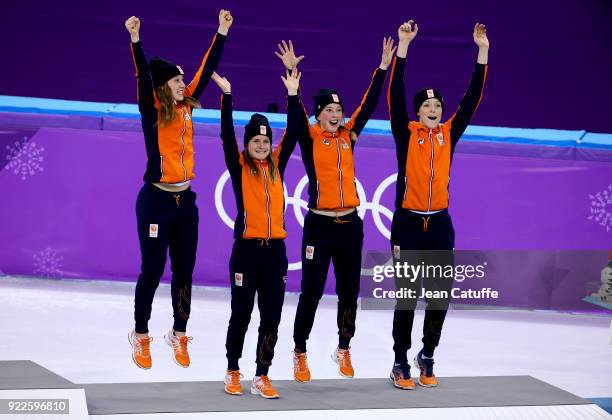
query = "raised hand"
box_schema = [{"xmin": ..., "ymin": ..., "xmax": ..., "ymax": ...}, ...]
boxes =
[
  {"xmin": 473, "ymin": 23, "xmax": 489, "ymax": 49},
  {"xmin": 379, "ymin": 37, "xmax": 397, "ymax": 70},
  {"xmin": 398, "ymin": 20, "xmax": 418, "ymax": 43},
  {"xmin": 281, "ymin": 68, "xmax": 301, "ymax": 96},
  {"xmin": 212, "ymin": 72, "xmax": 232, "ymax": 93},
  {"xmin": 218, "ymin": 9, "xmax": 233, "ymax": 35},
  {"xmin": 275, "ymin": 40, "xmax": 305, "ymax": 70},
  {"xmin": 125, "ymin": 16, "xmax": 140, "ymax": 43}
]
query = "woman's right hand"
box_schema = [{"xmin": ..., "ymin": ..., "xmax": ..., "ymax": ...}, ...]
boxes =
[
  {"xmin": 398, "ymin": 20, "xmax": 418, "ymax": 43},
  {"xmin": 275, "ymin": 40, "xmax": 304, "ymax": 70},
  {"xmin": 281, "ymin": 68, "xmax": 301, "ymax": 96},
  {"xmin": 125, "ymin": 16, "xmax": 140, "ymax": 43},
  {"xmin": 218, "ymin": 10, "xmax": 233, "ymax": 35},
  {"xmin": 212, "ymin": 72, "xmax": 231, "ymax": 93}
]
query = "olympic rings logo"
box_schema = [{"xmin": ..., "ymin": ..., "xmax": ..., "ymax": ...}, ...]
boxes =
[{"xmin": 214, "ymin": 170, "xmax": 398, "ymax": 270}]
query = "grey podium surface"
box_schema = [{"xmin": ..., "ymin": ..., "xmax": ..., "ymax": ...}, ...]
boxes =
[
  {"xmin": 0, "ymin": 360, "xmax": 77, "ymax": 390},
  {"xmin": 81, "ymin": 376, "xmax": 590, "ymax": 415},
  {"xmin": 0, "ymin": 361, "xmax": 592, "ymax": 415}
]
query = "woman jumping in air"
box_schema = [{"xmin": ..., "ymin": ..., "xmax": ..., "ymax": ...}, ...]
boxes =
[
  {"xmin": 275, "ymin": 38, "xmax": 396, "ymax": 382},
  {"xmin": 211, "ymin": 68, "xmax": 302, "ymax": 398},
  {"xmin": 125, "ymin": 10, "xmax": 233, "ymax": 370},
  {"xmin": 387, "ymin": 20, "xmax": 489, "ymax": 389}
]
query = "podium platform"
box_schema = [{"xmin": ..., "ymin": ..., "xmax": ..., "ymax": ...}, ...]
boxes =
[{"xmin": 0, "ymin": 360, "xmax": 609, "ymax": 419}]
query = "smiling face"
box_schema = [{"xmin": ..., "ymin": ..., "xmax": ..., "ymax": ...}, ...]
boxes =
[
  {"xmin": 166, "ymin": 75, "xmax": 186, "ymax": 101},
  {"xmin": 317, "ymin": 103, "xmax": 344, "ymax": 133},
  {"xmin": 247, "ymin": 135, "xmax": 271, "ymax": 160},
  {"xmin": 417, "ymin": 98, "xmax": 443, "ymax": 129}
]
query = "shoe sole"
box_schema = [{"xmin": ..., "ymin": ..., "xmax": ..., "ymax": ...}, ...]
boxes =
[
  {"xmin": 128, "ymin": 332, "xmax": 151, "ymax": 370},
  {"xmin": 293, "ymin": 374, "xmax": 311, "ymax": 383},
  {"xmin": 250, "ymin": 387, "xmax": 279, "ymax": 399},
  {"xmin": 224, "ymin": 386, "xmax": 243, "ymax": 396},
  {"xmin": 331, "ymin": 352, "xmax": 354, "ymax": 378},
  {"xmin": 164, "ymin": 334, "xmax": 189, "ymax": 368},
  {"xmin": 389, "ymin": 373, "xmax": 415, "ymax": 390},
  {"xmin": 414, "ymin": 356, "xmax": 437, "ymax": 387}
]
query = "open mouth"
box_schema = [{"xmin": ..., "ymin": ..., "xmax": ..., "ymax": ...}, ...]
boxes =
[
  {"xmin": 427, "ymin": 116, "xmax": 437, "ymax": 121},
  {"xmin": 330, "ymin": 119, "xmax": 339, "ymax": 127}
]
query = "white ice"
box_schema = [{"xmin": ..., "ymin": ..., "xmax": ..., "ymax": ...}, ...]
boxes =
[{"xmin": 0, "ymin": 276, "xmax": 610, "ymax": 398}]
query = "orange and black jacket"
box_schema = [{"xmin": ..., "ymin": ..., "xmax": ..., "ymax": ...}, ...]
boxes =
[
  {"xmin": 221, "ymin": 93, "xmax": 301, "ymax": 240},
  {"xmin": 297, "ymin": 68, "xmax": 387, "ymax": 210},
  {"xmin": 388, "ymin": 57, "xmax": 487, "ymax": 212},
  {"xmin": 130, "ymin": 33, "xmax": 226, "ymax": 183}
]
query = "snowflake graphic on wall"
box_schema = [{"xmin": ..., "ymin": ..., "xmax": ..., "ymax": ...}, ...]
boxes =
[
  {"xmin": 5, "ymin": 137, "xmax": 44, "ymax": 180},
  {"xmin": 588, "ymin": 184, "xmax": 612, "ymax": 232},
  {"xmin": 33, "ymin": 247, "xmax": 64, "ymax": 278}
]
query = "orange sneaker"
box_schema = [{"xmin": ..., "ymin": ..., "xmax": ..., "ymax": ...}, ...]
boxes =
[
  {"xmin": 250, "ymin": 375, "xmax": 279, "ymax": 399},
  {"xmin": 414, "ymin": 351, "xmax": 438, "ymax": 387},
  {"xmin": 390, "ymin": 362, "xmax": 415, "ymax": 390},
  {"xmin": 224, "ymin": 370, "xmax": 243, "ymax": 395},
  {"xmin": 128, "ymin": 330, "xmax": 152, "ymax": 370},
  {"xmin": 293, "ymin": 351, "xmax": 311, "ymax": 383},
  {"xmin": 164, "ymin": 330, "xmax": 192, "ymax": 368},
  {"xmin": 331, "ymin": 347, "xmax": 354, "ymax": 378}
]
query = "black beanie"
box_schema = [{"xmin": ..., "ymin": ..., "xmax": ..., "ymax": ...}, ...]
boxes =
[
  {"xmin": 244, "ymin": 113, "xmax": 272, "ymax": 147},
  {"xmin": 149, "ymin": 57, "xmax": 184, "ymax": 88},
  {"xmin": 313, "ymin": 89, "xmax": 343, "ymax": 119},
  {"xmin": 413, "ymin": 88, "xmax": 444, "ymax": 117}
]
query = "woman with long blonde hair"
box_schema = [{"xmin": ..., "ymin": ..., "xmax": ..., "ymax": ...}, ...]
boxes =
[{"xmin": 125, "ymin": 10, "xmax": 233, "ymax": 370}]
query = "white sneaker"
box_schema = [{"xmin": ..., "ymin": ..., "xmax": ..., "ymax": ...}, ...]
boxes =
[{"xmin": 250, "ymin": 375, "xmax": 279, "ymax": 399}]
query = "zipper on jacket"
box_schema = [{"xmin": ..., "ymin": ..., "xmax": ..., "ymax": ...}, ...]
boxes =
[
  {"xmin": 334, "ymin": 133, "xmax": 344, "ymax": 208},
  {"xmin": 160, "ymin": 155, "xmax": 164, "ymax": 182},
  {"xmin": 260, "ymin": 161, "xmax": 272, "ymax": 240},
  {"xmin": 427, "ymin": 128, "xmax": 435, "ymax": 212},
  {"xmin": 180, "ymin": 107, "xmax": 188, "ymax": 181}
]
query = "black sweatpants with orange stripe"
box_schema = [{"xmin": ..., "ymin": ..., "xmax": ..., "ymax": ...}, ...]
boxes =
[
  {"xmin": 226, "ymin": 239, "xmax": 288, "ymax": 376},
  {"xmin": 134, "ymin": 183, "xmax": 199, "ymax": 334},
  {"xmin": 391, "ymin": 208, "xmax": 454, "ymax": 363},
  {"xmin": 293, "ymin": 210, "xmax": 364, "ymax": 352}
]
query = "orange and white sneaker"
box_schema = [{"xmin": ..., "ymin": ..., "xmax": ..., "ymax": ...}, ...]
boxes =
[
  {"xmin": 414, "ymin": 350, "xmax": 438, "ymax": 387},
  {"xmin": 250, "ymin": 375, "xmax": 279, "ymax": 399},
  {"xmin": 390, "ymin": 362, "xmax": 416, "ymax": 390},
  {"xmin": 224, "ymin": 370, "xmax": 244, "ymax": 395},
  {"xmin": 293, "ymin": 351, "xmax": 311, "ymax": 383},
  {"xmin": 331, "ymin": 347, "xmax": 354, "ymax": 378},
  {"xmin": 164, "ymin": 330, "xmax": 192, "ymax": 368},
  {"xmin": 128, "ymin": 330, "xmax": 152, "ymax": 370}
]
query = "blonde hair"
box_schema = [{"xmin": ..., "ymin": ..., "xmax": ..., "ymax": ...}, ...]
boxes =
[
  {"xmin": 242, "ymin": 150, "xmax": 277, "ymax": 184},
  {"xmin": 155, "ymin": 84, "xmax": 201, "ymax": 127}
]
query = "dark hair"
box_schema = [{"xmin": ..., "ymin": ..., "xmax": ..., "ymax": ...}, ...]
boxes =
[
  {"xmin": 155, "ymin": 84, "xmax": 201, "ymax": 127},
  {"xmin": 242, "ymin": 149, "xmax": 277, "ymax": 184}
]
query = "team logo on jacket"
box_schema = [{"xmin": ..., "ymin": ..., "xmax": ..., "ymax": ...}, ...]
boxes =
[
  {"xmin": 436, "ymin": 133, "xmax": 445, "ymax": 146},
  {"xmin": 322, "ymin": 138, "xmax": 330, "ymax": 146},
  {"xmin": 234, "ymin": 273, "xmax": 243, "ymax": 286},
  {"xmin": 418, "ymin": 138, "xmax": 425, "ymax": 145},
  {"xmin": 341, "ymin": 138, "xmax": 349, "ymax": 149}
]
